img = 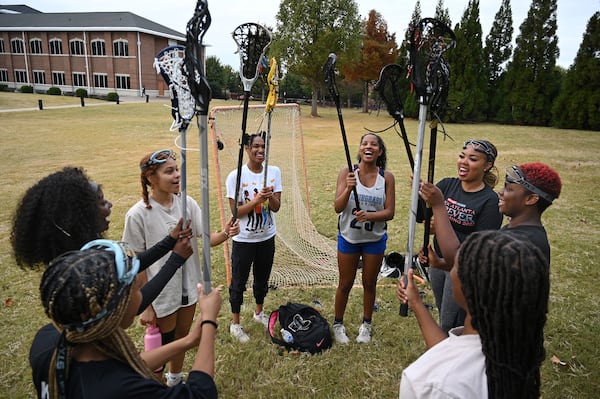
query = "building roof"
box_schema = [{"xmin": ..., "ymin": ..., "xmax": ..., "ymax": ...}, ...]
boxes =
[
  {"xmin": 0, "ymin": 11, "xmax": 185, "ymax": 41},
  {"xmin": 0, "ymin": 4, "xmax": 41, "ymax": 14}
]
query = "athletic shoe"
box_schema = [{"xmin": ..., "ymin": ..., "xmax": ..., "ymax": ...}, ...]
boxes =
[
  {"xmin": 356, "ymin": 322, "xmax": 372, "ymax": 343},
  {"xmin": 166, "ymin": 372, "xmax": 184, "ymax": 387},
  {"xmin": 253, "ymin": 311, "xmax": 269, "ymax": 328},
  {"xmin": 333, "ymin": 323, "xmax": 350, "ymax": 344},
  {"xmin": 230, "ymin": 323, "xmax": 250, "ymax": 343}
]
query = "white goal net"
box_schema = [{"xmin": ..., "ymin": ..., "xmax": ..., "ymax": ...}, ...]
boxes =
[{"xmin": 209, "ymin": 103, "xmax": 340, "ymax": 287}]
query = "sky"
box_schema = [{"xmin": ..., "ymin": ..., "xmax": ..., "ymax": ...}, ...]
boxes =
[{"xmin": 19, "ymin": 0, "xmax": 600, "ymax": 69}]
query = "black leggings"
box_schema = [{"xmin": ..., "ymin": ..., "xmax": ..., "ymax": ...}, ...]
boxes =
[{"xmin": 229, "ymin": 236, "xmax": 275, "ymax": 313}]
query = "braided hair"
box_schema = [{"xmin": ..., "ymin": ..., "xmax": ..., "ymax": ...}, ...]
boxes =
[
  {"xmin": 357, "ymin": 133, "xmax": 387, "ymax": 170},
  {"xmin": 41, "ymin": 249, "xmax": 159, "ymax": 398},
  {"xmin": 11, "ymin": 167, "xmax": 103, "ymax": 269},
  {"xmin": 139, "ymin": 150, "xmax": 177, "ymax": 209},
  {"xmin": 457, "ymin": 230, "xmax": 549, "ymax": 398}
]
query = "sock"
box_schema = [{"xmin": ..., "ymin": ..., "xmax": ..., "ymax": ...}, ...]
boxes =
[
  {"xmin": 362, "ymin": 317, "xmax": 371, "ymax": 324},
  {"xmin": 334, "ymin": 318, "xmax": 343, "ymax": 325}
]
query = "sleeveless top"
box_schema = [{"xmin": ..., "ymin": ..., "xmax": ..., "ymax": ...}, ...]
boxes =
[{"xmin": 338, "ymin": 167, "xmax": 387, "ymax": 244}]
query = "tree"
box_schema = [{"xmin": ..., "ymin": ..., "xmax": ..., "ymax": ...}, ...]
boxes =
[
  {"xmin": 206, "ymin": 56, "xmax": 226, "ymax": 99},
  {"xmin": 397, "ymin": 1, "xmax": 422, "ymax": 119},
  {"xmin": 273, "ymin": 0, "xmax": 362, "ymax": 117},
  {"xmin": 446, "ymin": 0, "xmax": 487, "ymax": 122},
  {"xmin": 343, "ymin": 10, "xmax": 398, "ymax": 113},
  {"xmin": 498, "ymin": 0, "xmax": 559, "ymax": 125},
  {"xmin": 483, "ymin": 0, "xmax": 513, "ymax": 120},
  {"xmin": 552, "ymin": 12, "xmax": 600, "ymax": 130}
]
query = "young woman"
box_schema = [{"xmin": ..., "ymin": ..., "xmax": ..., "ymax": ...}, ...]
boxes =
[
  {"xmin": 225, "ymin": 133, "xmax": 282, "ymax": 343},
  {"xmin": 31, "ymin": 240, "xmax": 222, "ymax": 398},
  {"xmin": 333, "ymin": 133, "xmax": 395, "ymax": 344},
  {"xmin": 397, "ymin": 230, "xmax": 549, "ymax": 398},
  {"xmin": 499, "ymin": 162, "xmax": 562, "ymax": 264},
  {"xmin": 11, "ymin": 166, "xmax": 194, "ymax": 315},
  {"xmin": 419, "ymin": 139, "xmax": 503, "ymax": 333},
  {"xmin": 123, "ymin": 149, "xmax": 238, "ymax": 386}
]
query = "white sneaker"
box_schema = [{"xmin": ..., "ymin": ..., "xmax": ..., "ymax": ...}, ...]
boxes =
[
  {"xmin": 166, "ymin": 372, "xmax": 184, "ymax": 387},
  {"xmin": 253, "ymin": 311, "xmax": 269, "ymax": 328},
  {"xmin": 229, "ymin": 323, "xmax": 250, "ymax": 343},
  {"xmin": 356, "ymin": 322, "xmax": 372, "ymax": 343},
  {"xmin": 333, "ymin": 323, "xmax": 350, "ymax": 344}
]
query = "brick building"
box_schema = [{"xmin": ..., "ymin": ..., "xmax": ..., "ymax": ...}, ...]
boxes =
[{"xmin": 0, "ymin": 4, "xmax": 186, "ymax": 97}]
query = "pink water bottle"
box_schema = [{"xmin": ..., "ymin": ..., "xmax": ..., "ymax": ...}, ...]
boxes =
[{"xmin": 144, "ymin": 324, "xmax": 162, "ymax": 351}]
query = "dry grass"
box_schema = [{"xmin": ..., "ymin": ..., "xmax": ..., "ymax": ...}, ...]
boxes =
[{"xmin": 0, "ymin": 94, "xmax": 598, "ymax": 398}]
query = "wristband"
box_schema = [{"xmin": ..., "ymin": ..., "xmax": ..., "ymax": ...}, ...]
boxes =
[{"xmin": 200, "ymin": 319, "xmax": 219, "ymax": 329}]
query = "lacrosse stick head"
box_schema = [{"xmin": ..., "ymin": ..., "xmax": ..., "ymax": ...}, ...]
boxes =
[
  {"xmin": 428, "ymin": 55, "xmax": 451, "ymax": 117},
  {"xmin": 408, "ymin": 18, "xmax": 456, "ymax": 102},
  {"xmin": 374, "ymin": 64, "xmax": 405, "ymax": 123},
  {"xmin": 184, "ymin": 0, "xmax": 212, "ymax": 115},
  {"xmin": 232, "ymin": 23, "xmax": 273, "ymax": 92},
  {"xmin": 323, "ymin": 53, "xmax": 340, "ymax": 104},
  {"xmin": 155, "ymin": 45, "xmax": 196, "ymax": 124},
  {"xmin": 265, "ymin": 58, "xmax": 279, "ymax": 113}
]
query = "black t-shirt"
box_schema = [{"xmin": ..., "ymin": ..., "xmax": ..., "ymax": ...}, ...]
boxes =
[
  {"xmin": 501, "ymin": 224, "xmax": 551, "ymax": 265},
  {"xmin": 30, "ymin": 324, "xmax": 217, "ymax": 399},
  {"xmin": 434, "ymin": 178, "xmax": 503, "ymax": 254}
]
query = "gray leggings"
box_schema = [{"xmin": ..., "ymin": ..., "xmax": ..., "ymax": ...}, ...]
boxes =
[{"xmin": 429, "ymin": 267, "xmax": 465, "ymax": 333}]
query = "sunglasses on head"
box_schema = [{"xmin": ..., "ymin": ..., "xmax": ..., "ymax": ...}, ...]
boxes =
[
  {"xmin": 505, "ymin": 165, "xmax": 554, "ymax": 203},
  {"xmin": 140, "ymin": 149, "xmax": 176, "ymax": 170},
  {"xmin": 463, "ymin": 139, "xmax": 496, "ymax": 162}
]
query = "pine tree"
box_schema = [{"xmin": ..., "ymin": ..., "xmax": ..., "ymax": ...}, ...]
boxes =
[
  {"xmin": 447, "ymin": 0, "xmax": 487, "ymax": 122},
  {"xmin": 498, "ymin": 0, "xmax": 559, "ymax": 125},
  {"xmin": 552, "ymin": 12, "xmax": 600, "ymax": 130},
  {"xmin": 399, "ymin": 1, "xmax": 422, "ymax": 118},
  {"xmin": 483, "ymin": 0, "xmax": 513, "ymax": 120}
]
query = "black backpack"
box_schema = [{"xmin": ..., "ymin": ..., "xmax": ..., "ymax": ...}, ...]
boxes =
[{"xmin": 268, "ymin": 302, "xmax": 332, "ymax": 354}]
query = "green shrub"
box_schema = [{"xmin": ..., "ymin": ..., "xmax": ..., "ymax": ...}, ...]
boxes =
[
  {"xmin": 75, "ymin": 88, "xmax": 88, "ymax": 98},
  {"xmin": 20, "ymin": 85, "xmax": 33, "ymax": 93},
  {"xmin": 106, "ymin": 92, "xmax": 119, "ymax": 102},
  {"xmin": 47, "ymin": 87, "xmax": 61, "ymax": 95},
  {"xmin": 0, "ymin": 84, "xmax": 7, "ymax": 91}
]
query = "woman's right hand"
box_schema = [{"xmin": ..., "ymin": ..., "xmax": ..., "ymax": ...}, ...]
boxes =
[
  {"xmin": 139, "ymin": 306, "xmax": 157, "ymax": 327},
  {"xmin": 396, "ymin": 269, "xmax": 422, "ymax": 309},
  {"xmin": 173, "ymin": 235, "xmax": 193, "ymax": 260},
  {"xmin": 197, "ymin": 284, "xmax": 223, "ymax": 323}
]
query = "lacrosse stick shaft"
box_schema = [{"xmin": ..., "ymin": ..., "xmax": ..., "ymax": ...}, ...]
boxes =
[
  {"xmin": 400, "ymin": 101, "xmax": 427, "ymax": 317},
  {"xmin": 421, "ymin": 120, "xmax": 438, "ymax": 270},
  {"xmin": 263, "ymin": 115, "xmax": 272, "ymax": 187},
  {"xmin": 180, "ymin": 126, "xmax": 188, "ymax": 222},
  {"xmin": 233, "ymin": 95, "xmax": 251, "ymax": 220},
  {"xmin": 263, "ymin": 58, "xmax": 278, "ymax": 188},
  {"xmin": 198, "ymin": 113, "xmax": 212, "ymax": 292}
]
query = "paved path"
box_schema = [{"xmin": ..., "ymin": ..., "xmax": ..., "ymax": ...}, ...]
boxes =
[{"xmin": 0, "ymin": 96, "xmax": 164, "ymax": 113}]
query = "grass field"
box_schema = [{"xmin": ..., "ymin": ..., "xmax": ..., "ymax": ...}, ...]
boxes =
[{"xmin": 0, "ymin": 92, "xmax": 599, "ymax": 398}]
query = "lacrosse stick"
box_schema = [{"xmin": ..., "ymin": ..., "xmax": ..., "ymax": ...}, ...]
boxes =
[
  {"xmin": 263, "ymin": 57, "xmax": 279, "ymax": 188},
  {"xmin": 323, "ymin": 53, "xmax": 360, "ymax": 210},
  {"xmin": 182, "ymin": 0, "xmax": 213, "ymax": 293},
  {"xmin": 400, "ymin": 18, "xmax": 455, "ymax": 317},
  {"xmin": 231, "ymin": 22, "xmax": 272, "ymax": 219}
]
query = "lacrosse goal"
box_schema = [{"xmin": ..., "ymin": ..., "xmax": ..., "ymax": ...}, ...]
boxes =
[{"xmin": 209, "ymin": 103, "xmax": 340, "ymax": 287}]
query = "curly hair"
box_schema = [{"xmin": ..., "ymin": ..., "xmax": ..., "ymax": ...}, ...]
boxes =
[
  {"xmin": 41, "ymin": 249, "xmax": 158, "ymax": 397},
  {"xmin": 458, "ymin": 230, "xmax": 549, "ymax": 398},
  {"xmin": 11, "ymin": 167, "xmax": 103, "ymax": 269},
  {"xmin": 518, "ymin": 162, "xmax": 562, "ymax": 213}
]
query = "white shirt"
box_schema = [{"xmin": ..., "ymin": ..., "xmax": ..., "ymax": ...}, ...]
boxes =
[{"xmin": 399, "ymin": 327, "xmax": 487, "ymax": 399}]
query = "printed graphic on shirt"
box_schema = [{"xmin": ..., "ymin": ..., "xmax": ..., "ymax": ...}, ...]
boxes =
[
  {"xmin": 240, "ymin": 177, "xmax": 276, "ymax": 233},
  {"xmin": 445, "ymin": 197, "xmax": 475, "ymax": 227}
]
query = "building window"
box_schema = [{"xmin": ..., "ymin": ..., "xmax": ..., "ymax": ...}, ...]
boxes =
[
  {"xmin": 72, "ymin": 73, "xmax": 86, "ymax": 87},
  {"xmin": 91, "ymin": 39, "xmax": 106, "ymax": 56},
  {"xmin": 50, "ymin": 39, "xmax": 63, "ymax": 55},
  {"xmin": 93, "ymin": 73, "xmax": 108, "ymax": 88},
  {"xmin": 11, "ymin": 38, "xmax": 24, "ymax": 54},
  {"xmin": 70, "ymin": 39, "xmax": 84, "ymax": 55},
  {"xmin": 52, "ymin": 72, "xmax": 65, "ymax": 85},
  {"xmin": 113, "ymin": 40, "xmax": 129, "ymax": 57},
  {"xmin": 33, "ymin": 71, "xmax": 45, "ymax": 84},
  {"xmin": 30, "ymin": 39, "xmax": 43, "ymax": 54},
  {"xmin": 0, "ymin": 69, "xmax": 8, "ymax": 82},
  {"xmin": 0, "ymin": 39, "xmax": 5, "ymax": 53},
  {"xmin": 115, "ymin": 74, "xmax": 131, "ymax": 89},
  {"xmin": 15, "ymin": 70, "xmax": 27, "ymax": 83}
]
